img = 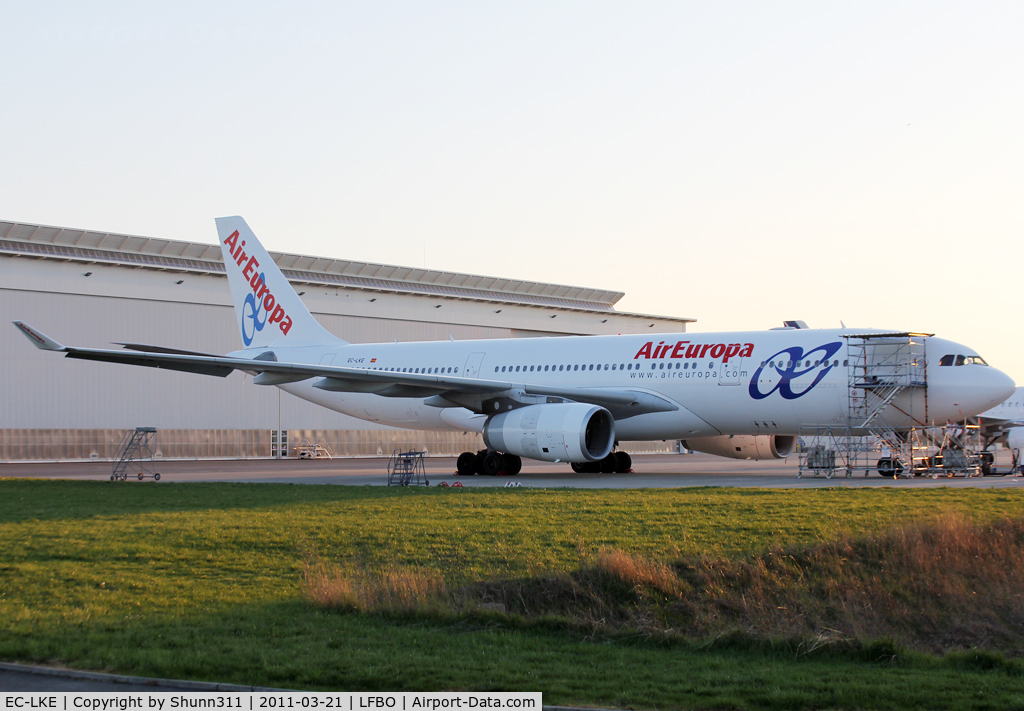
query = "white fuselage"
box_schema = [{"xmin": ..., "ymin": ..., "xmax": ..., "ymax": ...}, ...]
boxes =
[
  {"xmin": 232, "ymin": 328, "xmax": 1014, "ymax": 440},
  {"xmin": 980, "ymin": 386, "xmax": 1024, "ymax": 422}
]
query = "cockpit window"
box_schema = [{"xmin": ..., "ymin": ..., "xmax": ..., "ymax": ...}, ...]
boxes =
[
  {"xmin": 950, "ymin": 354, "xmax": 989, "ymax": 366},
  {"xmin": 939, "ymin": 355, "xmax": 954, "ymax": 366}
]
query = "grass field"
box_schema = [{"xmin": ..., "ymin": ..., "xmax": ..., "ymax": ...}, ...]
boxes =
[{"xmin": 2, "ymin": 479, "xmax": 1024, "ymax": 709}]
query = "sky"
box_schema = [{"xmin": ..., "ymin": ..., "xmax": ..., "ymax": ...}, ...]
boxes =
[{"xmin": 2, "ymin": 1, "xmax": 1022, "ymax": 382}]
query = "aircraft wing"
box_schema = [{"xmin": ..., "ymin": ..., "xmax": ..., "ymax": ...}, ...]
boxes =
[
  {"xmin": 13, "ymin": 321, "xmax": 676, "ymax": 417},
  {"xmin": 977, "ymin": 416, "xmax": 1023, "ymax": 445}
]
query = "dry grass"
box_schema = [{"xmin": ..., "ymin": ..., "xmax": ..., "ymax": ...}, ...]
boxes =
[
  {"xmin": 306, "ymin": 514, "xmax": 1024, "ymax": 655},
  {"xmin": 654, "ymin": 513, "xmax": 1024, "ymax": 653},
  {"xmin": 303, "ymin": 559, "xmax": 446, "ymax": 613},
  {"xmin": 593, "ymin": 547, "xmax": 682, "ymax": 596}
]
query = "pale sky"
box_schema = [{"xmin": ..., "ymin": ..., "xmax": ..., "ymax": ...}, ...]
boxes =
[{"xmin": 2, "ymin": 2, "xmax": 1021, "ymax": 383}]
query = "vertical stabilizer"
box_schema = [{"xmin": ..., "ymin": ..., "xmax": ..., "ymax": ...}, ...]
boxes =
[{"xmin": 215, "ymin": 216, "xmax": 345, "ymax": 348}]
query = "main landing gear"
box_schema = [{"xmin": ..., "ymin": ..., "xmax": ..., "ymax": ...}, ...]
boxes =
[
  {"xmin": 455, "ymin": 450, "xmax": 633, "ymax": 476},
  {"xmin": 571, "ymin": 451, "xmax": 632, "ymax": 474},
  {"xmin": 456, "ymin": 449, "xmax": 523, "ymax": 476}
]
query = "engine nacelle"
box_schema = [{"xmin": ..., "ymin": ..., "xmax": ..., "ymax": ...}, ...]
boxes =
[
  {"xmin": 682, "ymin": 434, "xmax": 797, "ymax": 460},
  {"xmin": 483, "ymin": 403, "xmax": 615, "ymax": 463},
  {"xmin": 1008, "ymin": 427, "xmax": 1024, "ymax": 452}
]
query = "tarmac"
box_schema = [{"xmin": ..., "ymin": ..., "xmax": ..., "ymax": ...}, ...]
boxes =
[{"xmin": 1, "ymin": 451, "xmax": 1021, "ymax": 489}]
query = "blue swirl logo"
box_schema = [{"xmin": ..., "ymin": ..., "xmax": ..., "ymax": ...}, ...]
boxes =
[
  {"xmin": 241, "ymin": 272, "xmax": 267, "ymax": 346},
  {"xmin": 748, "ymin": 342, "xmax": 843, "ymax": 400}
]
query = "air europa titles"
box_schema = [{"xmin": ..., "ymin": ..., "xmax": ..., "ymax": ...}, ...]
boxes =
[
  {"xmin": 223, "ymin": 229, "xmax": 293, "ymax": 338},
  {"xmin": 633, "ymin": 340, "xmax": 754, "ymax": 363}
]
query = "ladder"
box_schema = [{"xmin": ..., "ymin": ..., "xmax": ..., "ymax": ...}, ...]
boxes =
[
  {"xmin": 387, "ymin": 450, "xmax": 429, "ymax": 486},
  {"xmin": 111, "ymin": 427, "xmax": 160, "ymax": 481}
]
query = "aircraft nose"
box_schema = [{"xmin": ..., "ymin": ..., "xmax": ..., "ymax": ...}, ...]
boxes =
[
  {"xmin": 987, "ymin": 367, "xmax": 1017, "ymax": 407},
  {"xmin": 927, "ymin": 361, "xmax": 1016, "ymax": 423},
  {"xmin": 964, "ymin": 366, "xmax": 1016, "ymax": 414}
]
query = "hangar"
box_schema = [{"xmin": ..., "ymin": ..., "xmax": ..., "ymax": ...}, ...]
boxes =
[{"xmin": 1, "ymin": 219, "xmax": 691, "ymax": 461}]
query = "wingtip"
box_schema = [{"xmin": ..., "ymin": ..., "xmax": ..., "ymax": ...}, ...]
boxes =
[{"xmin": 12, "ymin": 321, "xmax": 65, "ymax": 351}]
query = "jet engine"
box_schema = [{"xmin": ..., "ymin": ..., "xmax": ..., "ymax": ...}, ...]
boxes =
[
  {"xmin": 483, "ymin": 403, "xmax": 615, "ymax": 463},
  {"xmin": 1008, "ymin": 427, "xmax": 1024, "ymax": 452},
  {"xmin": 682, "ymin": 434, "xmax": 797, "ymax": 460}
]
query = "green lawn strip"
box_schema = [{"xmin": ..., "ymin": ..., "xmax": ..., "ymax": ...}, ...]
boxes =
[
  {"xmin": 2, "ymin": 479, "xmax": 1024, "ymax": 709},
  {"xmin": 4, "ymin": 604, "xmax": 1024, "ymax": 709}
]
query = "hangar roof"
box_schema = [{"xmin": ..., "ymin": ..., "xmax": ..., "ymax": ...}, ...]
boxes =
[{"xmin": 0, "ymin": 219, "xmax": 692, "ymax": 322}]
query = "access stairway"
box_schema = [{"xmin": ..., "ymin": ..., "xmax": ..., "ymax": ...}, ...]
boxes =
[
  {"xmin": 111, "ymin": 427, "xmax": 160, "ymax": 481},
  {"xmin": 387, "ymin": 449, "xmax": 429, "ymax": 486}
]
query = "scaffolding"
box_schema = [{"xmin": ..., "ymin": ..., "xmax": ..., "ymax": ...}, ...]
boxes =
[
  {"xmin": 111, "ymin": 427, "xmax": 160, "ymax": 481},
  {"xmin": 797, "ymin": 332, "xmax": 983, "ymax": 479}
]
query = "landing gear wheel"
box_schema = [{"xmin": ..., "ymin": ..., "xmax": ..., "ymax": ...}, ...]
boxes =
[
  {"xmin": 876, "ymin": 458, "xmax": 904, "ymax": 478},
  {"xmin": 503, "ymin": 454, "xmax": 522, "ymax": 476},
  {"xmin": 614, "ymin": 451, "xmax": 632, "ymax": 473},
  {"xmin": 482, "ymin": 451, "xmax": 503, "ymax": 476},
  {"xmin": 570, "ymin": 461, "xmax": 587, "ymax": 474},
  {"xmin": 457, "ymin": 452, "xmax": 479, "ymax": 476},
  {"xmin": 599, "ymin": 453, "xmax": 617, "ymax": 474}
]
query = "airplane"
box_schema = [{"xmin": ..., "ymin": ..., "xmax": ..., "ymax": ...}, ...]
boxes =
[
  {"xmin": 977, "ymin": 386, "xmax": 1024, "ymax": 469},
  {"xmin": 12, "ymin": 216, "xmax": 1016, "ymax": 476}
]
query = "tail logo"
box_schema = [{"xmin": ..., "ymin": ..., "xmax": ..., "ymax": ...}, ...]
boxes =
[
  {"xmin": 223, "ymin": 230, "xmax": 294, "ymax": 344},
  {"xmin": 241, "ymin": 273, "xmax": 268, "ymax": 346}
]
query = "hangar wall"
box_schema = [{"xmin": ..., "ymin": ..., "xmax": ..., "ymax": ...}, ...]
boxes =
[{"xmin": 0, "ymin": 220, "xmax": 691, "ymax": 461}]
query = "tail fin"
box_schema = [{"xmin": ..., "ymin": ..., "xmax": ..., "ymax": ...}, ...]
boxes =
[{"xmin": 215, "ymin": 216, "xmax": 345, "ymax": 348}]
